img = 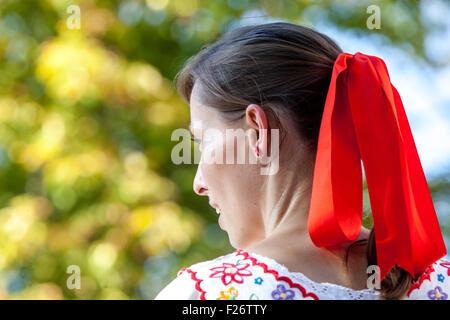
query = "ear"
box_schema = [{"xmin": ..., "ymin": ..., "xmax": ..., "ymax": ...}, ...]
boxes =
[{"xmin": 245, "ymin": 104, "xmax": 269, "ymax": 159}]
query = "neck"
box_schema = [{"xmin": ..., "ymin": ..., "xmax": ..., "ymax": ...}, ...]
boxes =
[
  {"xmin": 246, "ymin": 147, "xmax": 316, "ymax": 252},
  {"xmin": 262, "ymin": 173, "xmax": 312, "ymax": 238},
  {"xmin": 242, "ymin": 144, "xmax": 370, "ymax": 289},
  {"xmin": 244, "ymin": 165, "xmax": 370, "ymax": 289}
]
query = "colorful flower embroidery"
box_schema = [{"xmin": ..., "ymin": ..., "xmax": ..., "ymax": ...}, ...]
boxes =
[
  {"xmin": 235, "ymin": 250, "xmax": 319, "ymax": 300},
  {"xmin": 271, "ymin": 284, "xmax": 295, "ymax": 300},
  {"xmin": 407, "ymin": 264, "xmax": 435, "ymax": 297},
  {"xmin": 209, "ymin": 262, "xmax": 252, "ymax": 285},
  {"xmin": 427, "ymin": 286, "xmax": 448, "ymax": 300},
  {"xmin": 185, "ymin": 250, "xmax": 319, "ymax": 300},
  {"xmin": 440, "ymin": 262, "xmax": 450, "ymax": 276},
  {"xmin": 217, "ymin": 287, "xmax": 238, "ymax": 300},
  {"xmin": 178, "ymin": 252, "xmax": 450, "ymax": 300}
]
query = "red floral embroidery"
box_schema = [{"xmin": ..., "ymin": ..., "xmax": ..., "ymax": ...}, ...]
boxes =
[
  {"xmin": 236, "ymin": 250, "xmax": 319, "ymax": 300},
  {"xmin": 439, "ymin": 261, "xmax": 450, "ymax": 276},
  {"xmin": 185, "ymin": 250, "xmax": 320, "ymax": 300},
  {"xmin": 209, "ymin": 262, "xmax": 252, "ymax": 285},
  {"xmin": 407, "ymin": 264, "xmax": 435, "ymax": 297}
]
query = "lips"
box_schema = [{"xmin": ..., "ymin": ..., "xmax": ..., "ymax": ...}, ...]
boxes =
[
  {"xmin": 209, "ymin": 202, "xmax": 221, "ymax": 215},
  {"xmin": 210, "ymin": 203, "xmax": 224, "ymax": 229}
]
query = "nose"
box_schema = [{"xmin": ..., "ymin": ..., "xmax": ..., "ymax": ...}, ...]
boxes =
[{"xmin": 193, "ymin": 166, "xmax": 208, "ymax": 196}]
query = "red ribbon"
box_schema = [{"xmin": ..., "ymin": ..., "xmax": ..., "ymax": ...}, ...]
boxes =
[{"xmin": 307, "ymin": 52, "xmax": 447, "ymax": 280}]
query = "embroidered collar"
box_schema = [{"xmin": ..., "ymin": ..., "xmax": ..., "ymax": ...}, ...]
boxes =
[{"xmin": 179, "ymin": 249, "xmax": 380, "ymax": 300}]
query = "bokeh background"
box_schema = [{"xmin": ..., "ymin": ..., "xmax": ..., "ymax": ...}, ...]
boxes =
[{"xmin": 0, "ymin": 0, "xmax": 449, "ymax": 299}]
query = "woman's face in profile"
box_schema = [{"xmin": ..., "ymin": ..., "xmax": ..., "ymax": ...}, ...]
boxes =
[{"xmin": 189, "ymin": 82, "xmax": 265, "ymax": 249}]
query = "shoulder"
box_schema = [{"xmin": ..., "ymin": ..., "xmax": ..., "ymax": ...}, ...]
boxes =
[
  {"xmin": 404, "ymin": 258, "xmax": 450, "ymax": 300},
  {"xmin": 154, "ymin": 252, "xmax": 235, "ymax": 300},
  {"xmin": 154, "ymin": 267, "xmax": 200, "ymax": 300},
  {"xmin": 157, "ymin": 249, "xmax": 321, "ymax": 300}
]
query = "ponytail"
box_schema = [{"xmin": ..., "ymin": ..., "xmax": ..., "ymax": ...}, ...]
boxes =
[{"xmin": 346, "ymin": 228, "xmax": 413, "ymax": 300}]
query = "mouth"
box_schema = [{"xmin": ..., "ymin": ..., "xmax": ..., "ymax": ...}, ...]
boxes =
[
  {"xmin": 210, "ymin": 203, "xmax": 225, "ymax": 229},
  {"xmin": 209, "ymin": 202, "xmax": 221, "ymax": 215}
]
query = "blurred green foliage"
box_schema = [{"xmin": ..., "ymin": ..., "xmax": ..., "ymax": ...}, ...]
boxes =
[{"xmin": 0, "ymin": 0, "xmax": 448, "ymax": 299}]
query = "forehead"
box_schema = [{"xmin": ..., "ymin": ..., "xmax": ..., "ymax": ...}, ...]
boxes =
[{"xmin": 189, "ymin": 82, "xmax": 219, "ymax": 131}]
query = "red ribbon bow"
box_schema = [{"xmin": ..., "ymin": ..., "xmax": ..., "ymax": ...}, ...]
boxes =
[{"xmin": 307, "ymin": 52, "xmax": 447, "ymax": 280}]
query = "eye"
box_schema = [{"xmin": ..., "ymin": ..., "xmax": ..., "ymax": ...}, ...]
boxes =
[
  {"xmin": 191, "ymin": 136, "xmax": 202, "ymax": 151},
  {"xmin": 190, "ymin": 136, "xmax": 201, "ymax": 144}
]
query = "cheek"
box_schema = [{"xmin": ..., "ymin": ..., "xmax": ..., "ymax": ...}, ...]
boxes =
[
  {"xmin": 222, "ymin": 133, "xmax": 252, "ymax": 165},
  {"xmin": 199, "ymin": 161, "xmax": 221, "ymax": 190},
  {"xmin": 201, "ymin": 136, "xmax": 259, "ymax": 213},
  {"xmin": 202, "ymin": 136, "xmax": 259, "ymax": 202}
]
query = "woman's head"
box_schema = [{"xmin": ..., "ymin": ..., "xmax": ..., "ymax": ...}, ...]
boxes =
[
  {"xmin": 174, "ymin": 21, "xmax": 414, "ymax": 300},
  {"xmin": 175, "ymin": 22, "xmax": 342, "ymax": 248}
]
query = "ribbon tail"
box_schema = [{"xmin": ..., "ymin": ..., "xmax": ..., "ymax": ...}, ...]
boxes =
[
  {"xmin": 308, "ymin": 52, "xmax": 447, "ymax": 281},
  {"xmin": 390, "ymin": 84, "xmax": 447, "ymax": 277},
  {"xmin": 347, "ymin": 53, "xmax": 447, "ymax": 279}
]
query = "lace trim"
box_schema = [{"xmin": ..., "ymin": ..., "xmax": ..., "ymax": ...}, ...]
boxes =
[
  {"xmin": 235, "ymin": 250, "xmax": 320, "ymax": 300},
  {"xmin": 179, "ymin": 250, "xmax": 450, "ymax": 300},
  {"xmin": 244, "ymin": 250, "xmax": 381, "ymax": 299}
]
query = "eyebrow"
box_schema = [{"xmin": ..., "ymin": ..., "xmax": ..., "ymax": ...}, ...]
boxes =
[
  {"xmin": 188, "ymin": 123, "xmax": 200, "ymax": 142},
  {"xmin": 188, "ymin": 123, "xmax": 195, "ymax": 137}
]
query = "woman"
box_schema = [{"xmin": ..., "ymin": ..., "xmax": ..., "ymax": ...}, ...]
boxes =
[{"xmin": 155, "ymin": 22, "xmax": 449, "ymax": 300}]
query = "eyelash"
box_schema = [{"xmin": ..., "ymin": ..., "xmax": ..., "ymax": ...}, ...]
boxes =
[{"xmin": 191, "ymin": 137, "xmax": 201, "ymax": 144}]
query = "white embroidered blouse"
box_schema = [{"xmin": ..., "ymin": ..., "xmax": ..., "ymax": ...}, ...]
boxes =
[{"xmin": 155, "ymin": 249, "xmax": 450, "ymax": 300}]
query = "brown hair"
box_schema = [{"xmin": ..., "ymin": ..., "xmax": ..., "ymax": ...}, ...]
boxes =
[
  {"xmin": 174, "ymin": 22, "xmax": 412, "ymax": 299},
  {"xmin": 346, "ymin": 228, "xmax": 413, "ymax": 300}
]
